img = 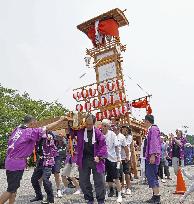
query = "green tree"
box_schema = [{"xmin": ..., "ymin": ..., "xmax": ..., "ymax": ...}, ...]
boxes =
[{"xmin": 0, "ymin": 84, "xmax": 68, "ymax": 168}]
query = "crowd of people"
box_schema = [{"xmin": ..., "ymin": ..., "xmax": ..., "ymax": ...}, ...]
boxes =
[{"xmin": 0, "ymin": 114, "xmax": 193, "ymax": 204}]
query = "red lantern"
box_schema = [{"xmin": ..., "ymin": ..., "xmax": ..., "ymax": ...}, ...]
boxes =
[
  {"xmin": 96, "ymin": 112, "xmax": 103, "ymax": 121},
  {"xmin": 76, "ymin": 104, "xmax": 83, "ymax": 112},
  {"xmin": 89, "ymin": 88, "xmax": 96, "ymax": 97},
  {"xmin": 73, "ymin": 92, "xmax": 81, "ymax": 100},
  {"xmin": 81, "ymin": 89, "xmax": 89, "ymax": 98},
  {"xmin": 107, "ymin": 81, "xmax": 115, "ymax": 91},
  {"xmin": 119, "ymin": 106, "xmax": 128, "ymax": 115},
  {"xmin": 115, "ymin": 80, "xmax": 124, "ymax": 90},
  {"xmin": 92, "ymin": 99, "xmax": 99, "ymax": 108},
  {"xmin": 100, "ymin": 96, "xmax": 108, "ymax": 106},
  {"xmin": 103, "ymin": 110, "xmax": 110, "ymax": 119},
  {"xmin": 84, "ymin": 102, "xmax": 91, "ymax": 111},
  {"xmin": 98, "ymin": 84, "xmax": 105, "ymax": 94},
  {"xmin": 109, "ymin": 95, "xmax": 115, "ymax": 105},
  {"xmin": 112, "ymin": 108, "xmax": 120, "ymax": 117},
  {"xmin": 119, "ymin": 92, "xmax": 126, "ymax": 101}
]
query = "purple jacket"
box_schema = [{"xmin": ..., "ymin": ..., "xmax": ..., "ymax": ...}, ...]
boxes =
[
  {"xmin": 5, "ymin": 127, "xmax": 45, "ymax": 171},
  {"xmin": 76, "ymin": 127, "xmax": 107, "ymax": 173},
  {"xmin": 145, "ymin": 125, "xmax": 161, "ymax": 165},
  {"xmin": 42, "ymin": 134, "xmax": 58, "ymax": 167},
  {"xmin": 169, "ymin": 136, "xmax": 187, "ymax": 159}
]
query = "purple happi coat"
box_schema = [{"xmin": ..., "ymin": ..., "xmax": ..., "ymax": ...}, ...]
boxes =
[
  {"xmin": 169, "ymin": 136, "xmax": 187, "ymax": 160},
  {"xmin": 76, "ymin": 127, "xmax": 107, "ymax": 173},
  {"xmin": 5, "ymin": 126, "xmax": 46, "ymax": 171},
  {"xmin": 145, "ymin": 125, "xmax": 161, "ymax": 165},
  {"xmin": 42, "ymin": 133, "xmax": 58, "ymax": 167}
]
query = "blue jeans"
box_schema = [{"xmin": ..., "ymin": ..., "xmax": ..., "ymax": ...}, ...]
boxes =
[{"xmin": 145, "ymin": 160, "xmax": 159, "ymax": 188}]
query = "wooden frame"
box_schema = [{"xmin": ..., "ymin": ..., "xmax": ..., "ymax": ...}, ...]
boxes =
[{"xmin": 77, "ymin": 8, "xmax": 129, "ymax": 35}]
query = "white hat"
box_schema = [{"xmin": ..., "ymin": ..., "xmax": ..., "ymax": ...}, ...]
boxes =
[{"xmin": 102, "ymin": 119, "xmax": 111, "ymax": 126}]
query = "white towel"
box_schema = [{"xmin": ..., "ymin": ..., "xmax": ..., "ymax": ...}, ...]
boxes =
[{"xmin": 84, "ymin": 127, "xmax": 96, "ymax": 144}]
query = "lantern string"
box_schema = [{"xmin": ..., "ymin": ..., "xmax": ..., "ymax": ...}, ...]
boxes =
[
  {"xmin": 64, "ymin": 72, "xmax": 88, "ymax": 93},
  {"xmin": 126, "ymin": 75, "xmax": 150, "ymax": 96}
]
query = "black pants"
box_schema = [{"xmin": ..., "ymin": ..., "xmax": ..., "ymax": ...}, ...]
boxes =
[
  {"xmin": 158, "ymin": 159, "xmax": 170, "ymax": 179},
  {"xmin": 31, "ymin": 161, "xmax": 54, "ymax": 203},
  {"xmin": 6, "ymin": 170, "xmax": 24, "ymax": 193},
  {"xmin": 79, "ymin": 158, "xmax": 105, "ymax": 202}
]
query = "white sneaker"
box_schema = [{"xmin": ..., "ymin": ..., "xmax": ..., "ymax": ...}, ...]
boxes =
[
  {"xmin": 117, "ymin": 195, "xmax": 122, "ymax": 203},
  {"xmin": 179, "ymin": 196, "xmax": 185, "ymax": 203},
  {"xmin": 105, "ymin": 190, "xmax": 108, "ymax": 200},
  {"xmin": 121, "ymin": 188, "xmax": 126, "ymax": 194},
  {"xmin": 161, "ymin": 179, "xmax": 166, "ymax": 183},
  {"xmin": 126, "ymin": 188, "xmax": 131, "ymax": 195},
  {"xmin": 73, "ymin": 189, "xmax": 81, "ymax": 195},
  {"xmin": 56, "ymin": 189, "xmax": 62, "ymax": 198}
]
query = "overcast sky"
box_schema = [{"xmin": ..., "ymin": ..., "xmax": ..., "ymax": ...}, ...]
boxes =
[{"xmin": 0, "ymin": 0, "xmax": 194, "ymax": 134}]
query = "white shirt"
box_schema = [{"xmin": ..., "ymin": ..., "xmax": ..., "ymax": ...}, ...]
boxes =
[
  {"xmin": 117, "ymin": 133, "xmax": 128, "ymax": 160},
  {"xmin": 126, "ymin": 134, "xmax": 133, "ymax": 146},
  {"xmin": 105, "ymin": 130, "xmax": 120, "ymax": 162},
  {"xmin": 125, "ymin": 134, "xmax": 133, "ymax": 159}
]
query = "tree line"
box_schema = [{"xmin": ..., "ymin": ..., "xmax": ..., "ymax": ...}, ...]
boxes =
[{"xmin": 0, "ymin": 84, "xmax": 68, "ymax": 168}]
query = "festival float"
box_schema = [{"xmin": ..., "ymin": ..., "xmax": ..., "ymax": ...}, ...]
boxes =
[
  {"xmin": 33, "ymin": 8, "xmax": 153, "ymax": 176},
  {"xmin": 72, "ymin": 8, "xmax": 152, "ymax": 176}
]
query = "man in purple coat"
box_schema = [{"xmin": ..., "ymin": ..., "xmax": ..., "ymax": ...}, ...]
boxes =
[
  {"xmin": 144, "ymin": 115, "xmax": 161, "ymax": 204},
  {"xmin": 0, "ymin": 115, "xmax": 66, "ymax": 204},
  {"xmin": 75, "ymin": 114, "xmax": 107, "ymax": 204}
]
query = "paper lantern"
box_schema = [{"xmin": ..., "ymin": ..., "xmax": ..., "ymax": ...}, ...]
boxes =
[
  {"xmin": 85, "ymin": 102, "xmax": 91, "ymax": 111},
  {"xmin": 112, "ymin": 108, "xmax": 120, "ymax": 117},
  {"xmin": 92, "ymin": 99, "xmax": 99, "ymax": 108},
  {"xmin": 103, "ymin": 110, "xmax": 110, "ymax": 119},
  {"xmin": 106, "ymin": 81, "xmax": 115, "ymax": 91},
  {"xmin": 109, "ymin": 95, "xmax": 115, "ymax": 105},
  {"xmin": 96, "ymin": 112, "xmax": 103, "ymax": 121},
  {"xmin": 119, "ymin": 92, "xmax": 126, "ymax": 101},
  {"xmin": 115, "ymin": 80, "xmax": 124, "ymax": 90},
  {"xmin": 119, "ymin": 106, "xmax": 128, "ymax": 115},
  {"xmin": 100, "ymin": 96, "xmax": 108, "ymax": 106},
  {"xmin": 89, "ymin": 88, "xmax": 96, "ymax": 97},
  {"xmin": 98, "ymin": 84, "xmax": 105, "ymax": 94},
  {"xmin": 76, "ymin": 104, "xmax": 83, "ymax": 112},
  {"xmin": 84, "ymin": 56, "xmax": 91, "ymax": 67},
  {"xmin": 81, "ymin": 89, "xmax": 89, "ymax": 98},
  {"xmin": 73, "ymin": 92, "xmax": 81, "ymax": 100}
]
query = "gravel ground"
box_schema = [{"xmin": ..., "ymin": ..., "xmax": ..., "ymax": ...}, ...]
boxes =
[{"xmin": 0, "ymin": 166, "xmax": 194, "ymax": 204}]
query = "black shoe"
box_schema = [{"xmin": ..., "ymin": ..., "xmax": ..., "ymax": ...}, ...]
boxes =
[
  {"xmin": 122, "ymin": 193, "xmax": 126, "ymax": 198},
  {"xmin": 146, "ymin": 196, "xmax": 154, "ymax": 203},
  {"xmin": 98, "ymin": 201, "xmax": 105, "ymax": 204},
  {"xmin": 153, "ymin": 195, "xmax": 161, "ymax": 204},
  {"xmin": 30, "ymin": 197, "xmax": 43, "ymax": 202},
  {"xmin": 146, "ymin": 195, "xmax": 161, "ymax": 204},
  {"xmin": 108, "ymin": 190, "xmax": 114, "ymax": 197}
]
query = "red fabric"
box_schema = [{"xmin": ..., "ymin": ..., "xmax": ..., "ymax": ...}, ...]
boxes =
[
  {"xmin": 132, "ymin": 99, "xmax": 153, "ymax": 114},
  {"xmin": 146, "ymin": 104, "xmax": 152, "ymax": 114},
  {"xmin": 132, "ymin": 99, "xmax": 148, "ymax": 108},
  {"xmin": 98, "ymin": 19, "xmax": 119, "ymax": 36},
  {"xmin": 87, "ymin": 19, "xmax": 119, "ymax": 45}
]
